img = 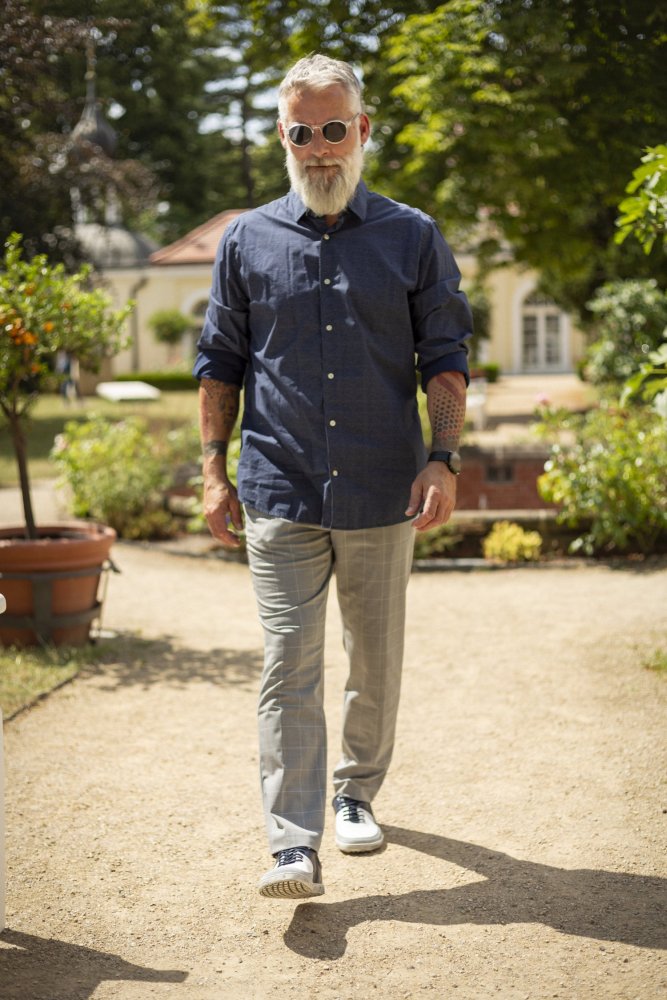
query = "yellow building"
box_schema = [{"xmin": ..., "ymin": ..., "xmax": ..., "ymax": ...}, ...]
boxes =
[{"xmin": 457, "ymin": 251, "xmax": 586, "ymax": 375}]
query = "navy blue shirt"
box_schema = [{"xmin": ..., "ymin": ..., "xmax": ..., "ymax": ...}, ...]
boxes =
[{"xmin": 194, "ymin": 181, "xmax": 471, "ymax": 530}]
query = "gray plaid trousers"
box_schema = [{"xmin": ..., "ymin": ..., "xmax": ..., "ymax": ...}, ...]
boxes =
[{"xmin": 244, "ymin": 506, "xmax": 415, "ymax": 854}]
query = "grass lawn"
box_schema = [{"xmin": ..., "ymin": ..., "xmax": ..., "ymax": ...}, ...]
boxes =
[
  {"xmin": 0, "ymin": 644, "xmax": 97, "ymax": 720},
  {"xmin": 0, "ymin": 391, "xmax": 200, "ymax": 487},
  {"xmin": 644, "ymin": 647, "xmax": 667, "ymax": 674},
  {"xmin": 0, "ymin": 634, "xmax": 184, "ymax": 720}
]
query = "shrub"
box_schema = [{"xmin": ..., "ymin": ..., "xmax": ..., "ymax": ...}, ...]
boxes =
[
  {"xmin": 481, "ymin": 362, "xmax": 500, "ymax": 383},
  {"xmin": 148, "ymin": 309, "xmax": 191, "ymax": 346},
  {"xmin": 413, "ymin": 522, "xmax": 462, "ymax": 560},
  {"xmin": 537, "ymin": 404, "xmax": 667, "ymax": 555},
  {"xmin": 113, "ymin": 371, "xmax": 198, "ymax": 390},
  {"xmin": 0, "ymin": 232, "xmax": 130, "ymax": 537},
  {"xmin": 622, "ymin": 343, "xmax": 667, "ymax": 417},
  {"xmin": 469, "ymin": 363, "xmax": 500, "ymax": 383},
  {"xmin": 51, "ymin": 415, "xmax": 198, "ymax": 539},
  {"xmin": 615, "ymin": 144, "xmax": 667, "ymax": 256},
  {"xmin": 482, "ymin": 521, "xmax": 542, "ymax": 563},
  {"xmin": 584, "ymin": 279, "xmax": 667, "ymax": 386}
]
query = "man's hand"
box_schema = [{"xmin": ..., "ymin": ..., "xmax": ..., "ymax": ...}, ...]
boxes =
[
  {"xmin": 405, "ymin": 461, "xmax": 457, "ymax": 531},
  {"xmin": 203, "ymin": 472, "xmax": 244, "ymax": 548}
]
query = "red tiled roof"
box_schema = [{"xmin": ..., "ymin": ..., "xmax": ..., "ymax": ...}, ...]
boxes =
[{"xmin": 150, "ymin": 209, "xmax": 248, "ymax": 266}]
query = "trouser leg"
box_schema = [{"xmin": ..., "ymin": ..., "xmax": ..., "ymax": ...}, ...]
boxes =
[
  {"xmin": 244, "ymin": 507, "xmax": 334, "ymax": 854},
  {"xmin": 332, "ymin": 520, "xmax": 415, "ymax": 802}
]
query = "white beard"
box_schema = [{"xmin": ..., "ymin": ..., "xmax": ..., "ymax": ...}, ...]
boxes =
[{"xmin": 286, "ymin": 143, "xmax": 364, "ymax": 217}]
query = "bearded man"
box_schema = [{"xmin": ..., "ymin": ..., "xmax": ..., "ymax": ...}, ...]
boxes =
[{"xmin": 194, "ymin": 54, "xmax": 472, "ymax": 899}]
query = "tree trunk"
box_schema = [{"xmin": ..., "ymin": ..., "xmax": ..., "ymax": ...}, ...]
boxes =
[{"xmin": 9, "ymin": 413, "xmax": 37, "ymax": 539}]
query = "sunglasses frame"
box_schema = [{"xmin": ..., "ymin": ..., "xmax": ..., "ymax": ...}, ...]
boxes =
[{"xmin": 285, "ymin": 112, "xmax": 362, "ymax": 147}]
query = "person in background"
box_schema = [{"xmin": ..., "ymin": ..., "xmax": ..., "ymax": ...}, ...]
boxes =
[{"xmin": 194, "ymin": 54, "xmax": 471, "ymax": 899}]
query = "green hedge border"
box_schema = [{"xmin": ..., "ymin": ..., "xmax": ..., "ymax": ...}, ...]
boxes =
[{"xmin": 114, "ymin": 372, "xmax": 198, "ymax": 390}]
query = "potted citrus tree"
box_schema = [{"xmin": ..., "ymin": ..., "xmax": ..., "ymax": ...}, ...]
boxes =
[{"xmin": 0, "ymin": 233, "xmax": 132, "ymax": 646}]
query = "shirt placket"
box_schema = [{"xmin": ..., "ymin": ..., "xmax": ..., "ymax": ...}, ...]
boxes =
[{"xmin": 319, "ymin": 230, "xmax": 343, "ymax": 529}]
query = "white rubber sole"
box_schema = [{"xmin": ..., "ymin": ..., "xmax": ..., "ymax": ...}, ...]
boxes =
[
  {"xmin": 258, "ymin": 872, "xmax": 325, "ymax": 899},
  {"xmin": 335, "ymin": 830, "xmax": 385, "ymax": 854}
]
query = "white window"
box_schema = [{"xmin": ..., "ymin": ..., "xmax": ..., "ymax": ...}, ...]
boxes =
[{"xmin": 521, "ymin": 293, "xmax": 565, "ymax": 372}]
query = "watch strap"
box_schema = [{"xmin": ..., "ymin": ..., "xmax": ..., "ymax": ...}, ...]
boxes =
[{"xmin": 427, "ymin": 450, "xmax": 461, "ymax": 474}]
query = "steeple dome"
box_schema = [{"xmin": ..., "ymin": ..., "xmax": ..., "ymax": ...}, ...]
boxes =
[{"xmin": 70, "ymin": 35, "xmax": 117, "ymax": 157}]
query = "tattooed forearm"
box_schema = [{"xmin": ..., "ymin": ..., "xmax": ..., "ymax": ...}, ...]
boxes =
[
  {"xmin": 199, "ymin": 379, "xmax": 240, "ymax": 468},
  {"xmin": 427, "ymin": 371, "xmax": 467, "ymax": 452},
  {"xmin": 201, "ymin": 378, "xmax": 240, "ymax": 425},
  {"xmin": 203, "ymin": 440, "xmax": 228, "ymax": 457}
]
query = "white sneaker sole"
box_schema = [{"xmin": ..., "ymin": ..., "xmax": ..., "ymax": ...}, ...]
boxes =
[
  {"xmin": 336, "ymin": 830, "xmax": 385, "ymax": 854},
  {"xmin": 258, "ymin": 873, "xmax": 325, "ymax": 899}
]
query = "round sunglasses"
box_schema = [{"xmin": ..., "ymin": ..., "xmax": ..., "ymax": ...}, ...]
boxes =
[{"xmin": 286, "ymin": 112, "xmax": 361, "ymax": 147}]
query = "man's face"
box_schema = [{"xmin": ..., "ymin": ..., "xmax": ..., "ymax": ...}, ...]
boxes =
[{"xmin": 279, "ymin": 84, "xmax": 370, "ymax": 218}]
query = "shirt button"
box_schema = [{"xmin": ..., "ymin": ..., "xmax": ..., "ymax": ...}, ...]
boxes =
[
  {"xmin": 329, "ymin": 419, "xmax": 336, "ymax": 427},
  {"xmin": 326, "ymin": 324, "xmax": 333, "ymax": 331},
  {"xmin": 323, "ymin": 234, "xmax": 330, "ymax": 241},
  {"xmin": 324, "ymin": 278, "xmax": 331, "ymax": 285},
  {"xmin": 327, "ymin": 372, "xmax": 334, "ymax": 379},
  {"xmin": 332, "ymin": 469, "xmax": 339, "ymax": 477}
]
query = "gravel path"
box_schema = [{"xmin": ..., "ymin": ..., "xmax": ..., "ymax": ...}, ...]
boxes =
[{"xmin": 1, "ymin": 544, "xmax": 666, "ymax": 999}]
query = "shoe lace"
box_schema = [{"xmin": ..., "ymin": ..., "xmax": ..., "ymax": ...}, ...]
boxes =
[
  {"xmin": 276, "ymin": 847, "xmax": 307, "ymax": 867},
  {"xmin": 341, "ymin": 798, "xmax": 365, "ymax": 823}
]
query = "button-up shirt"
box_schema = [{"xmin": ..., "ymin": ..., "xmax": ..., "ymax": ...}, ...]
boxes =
[{"xmin": 194, "ymin": 181, "xmax": 471, "ymax": 530}]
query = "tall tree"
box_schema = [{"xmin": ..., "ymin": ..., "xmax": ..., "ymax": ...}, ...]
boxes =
[
  {"xmin": 0, "ymin": 1, "xmax": 87, "ymax": 261},
  {"xmin": 0, "ymin": 1, "xmax": 250, "ymax": 254},
  {"xmin": 371, "ymin": 0, "xmax": 667, "ymax": 318},
  {"xmin": 30, "ymin": 0, "xmax": 232, "ymax": 241},
  {"xmin": 200, "ymin": 4, "xmax": 286, "ymax": 210}
]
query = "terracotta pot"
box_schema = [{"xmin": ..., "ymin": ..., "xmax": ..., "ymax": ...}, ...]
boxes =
[{"xmin": 0, "ymin": 522, "xmax": 117, "ymax": 647}]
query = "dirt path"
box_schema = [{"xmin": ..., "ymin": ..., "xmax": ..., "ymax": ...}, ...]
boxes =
[{"xmin": 1, "ymin": 545, "xmax": 666, "ymax": 999}]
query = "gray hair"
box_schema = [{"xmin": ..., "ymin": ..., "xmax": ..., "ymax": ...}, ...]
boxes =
[{"xmin": 278, "ymin": 54, "xmax": 363, "ymax": 121}]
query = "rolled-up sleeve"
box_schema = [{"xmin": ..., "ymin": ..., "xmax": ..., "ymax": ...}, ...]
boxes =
[
  {"xmin": 411, "ymin": 220, "xmax": 472, "ymax": 389},
  {"xmin": 193, "ymin": 225, "xmax": 249, "ymax": 386}
]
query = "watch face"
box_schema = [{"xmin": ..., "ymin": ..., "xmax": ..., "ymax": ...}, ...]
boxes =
[{"xmin": 448, "ymin": 451, "xmax": 462, "ymax": 475}]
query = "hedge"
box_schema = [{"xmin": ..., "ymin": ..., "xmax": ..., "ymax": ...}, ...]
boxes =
[{"xmin": 114, "ymin": 371, "xmax": 198, "ymax": 390}]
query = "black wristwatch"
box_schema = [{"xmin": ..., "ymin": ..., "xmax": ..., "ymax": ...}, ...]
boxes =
[{"xmin": 427, "ymin": 450, "xmax": 462, "ymax": 475}]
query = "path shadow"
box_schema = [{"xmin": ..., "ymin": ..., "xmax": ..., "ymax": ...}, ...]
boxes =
[
  {"xmin": 285, "ymin": 826, "xmax": 667, "ymax": 959},
  {"xmin": 84, "ymin": 633, "xmax": 263, "ymax": 692},
  {"xmin": 0, "ymin": 929, "xmax": 187, "ymax": 1000}
]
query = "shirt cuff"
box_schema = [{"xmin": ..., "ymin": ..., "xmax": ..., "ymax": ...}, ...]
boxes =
[
  {"xmin": 420, "ymin": 353, "xmax": 470, "ymax": 391},
  {"xmin": 192, "ymin": 348, "xmax": 246, "ymax": 386}
]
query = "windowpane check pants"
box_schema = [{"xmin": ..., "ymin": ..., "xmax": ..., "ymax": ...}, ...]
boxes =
[{"xmin": 244, "ymin": 507, "xmax": 415, "ymax": 854}]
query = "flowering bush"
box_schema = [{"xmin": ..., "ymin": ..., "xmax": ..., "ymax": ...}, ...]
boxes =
[
  {"xmin": 482, "ymin": 521, "xmax": 542, "ymax": 563},
  {"xmin": 0, "ymin": 233, "xmax": 131, "ymax": 537},
  {"xmin": 52, "ymin": 416, "xmax": 185, "ymax": 540},
  {"xmin": 537, "ymin": 404, "xmax": 667, "ymax": 555},
  {"xmin": 584, "ymin": 279, "xmax": 667, "ymax": 386}
]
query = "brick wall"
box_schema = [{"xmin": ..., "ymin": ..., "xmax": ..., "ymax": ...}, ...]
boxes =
[{"xmin": 457, "ymin": 446, "xmax": 554, "ymax": 511}]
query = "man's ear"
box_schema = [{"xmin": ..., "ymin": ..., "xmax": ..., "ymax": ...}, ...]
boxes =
[
  {"xmin": 277, "ymin": 119, "xmax": 288, "ymax": 150},
  {"xmin": 359, "ymin": 113, "xmax": 371, "ymax": 146}
]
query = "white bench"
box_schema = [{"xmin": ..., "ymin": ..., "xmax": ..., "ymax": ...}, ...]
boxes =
[{"xmin": 96, "ymin": 380, "xmax": 161, "ymax": 402}]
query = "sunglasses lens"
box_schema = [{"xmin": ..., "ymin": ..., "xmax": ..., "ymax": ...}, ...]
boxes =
[
  {"xmin": 322, "ymin": 121, "xmax": 347, "ymax": 143},
  {"xmin": 288, "ymin": 124, "xmax": 313, "ymax": 146}
]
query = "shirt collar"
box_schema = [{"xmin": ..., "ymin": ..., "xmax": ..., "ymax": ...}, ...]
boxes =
[{"xmin": 286, "ymin": 180, "xmax": 369, "ymax": 224}]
